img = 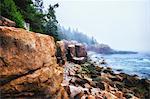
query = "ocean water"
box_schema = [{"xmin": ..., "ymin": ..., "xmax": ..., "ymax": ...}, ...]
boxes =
[{"xmin": 88, "ymin": 52, "xmax": 150, "ymax": 79}]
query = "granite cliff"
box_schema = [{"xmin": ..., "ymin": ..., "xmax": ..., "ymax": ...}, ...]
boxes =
[{"xmin": 0, "ymin": 26, "xmax": 68, "ymax": 98}]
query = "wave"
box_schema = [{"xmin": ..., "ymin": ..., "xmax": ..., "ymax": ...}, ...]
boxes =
[{"xmin": 128, "ymin": 58, "xmax": 150, "ymax": 63}]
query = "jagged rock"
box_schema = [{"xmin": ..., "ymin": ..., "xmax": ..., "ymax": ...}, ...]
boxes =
[
  {"xmin": 65, "ymin": 43, "xmax": 87, "ymax": 64},
  {"xmin": 75, "ymin": 44, "xmax": 87, "ymax": 57},
  {"xmin": 56, "ymin": 41, "xmax": 66, "ymax": 66},
  {"xmin": 109, "ymin": 75, "xmax": 123, "ymax": 82},
  {"xmin": 101, "ymin": 91, "xmax": 118, "ymax": 99},
  {"xmin": 95, "ymin": 66, "xmax": 103, "ymax": 72},
  {"xmin": 114, "ymin": 81, "xmax": 124, "ymax": 91},
  {"xmin": 124, "ymin": 93, "xmax": 133, "ymax": 99},
  {"xmin": 122, "ymin": 74, "xmax": 140, "ymax": 87},
  {"xmin": 66, "ymin": 45, "xmax": 75, "ymax": 61},
  {"xmin": 0, "ymin": 26, "xmax": 68, "ymax": 98},
  {"xmin": 96, "ymin": 82, "xmax": 105, "ymax": 90},
  {"xmin": 103, "ymin": 67, "xmax": 114, "ymax": 75},
  {"xmin": 74, "ymin": 92, "xmax": 84, "ymax": 99},
  {"xmin": 95, "ymin": 95, "xmax": 103, "ymax": 99},
  {"xmin": 75, "ymin": 78, "xmax": 88, "ymax": 87},
  {"xmin": 0, "ymin": 16, "xmax": 16, "ymax": 27},
  {"xmin": 84, "ymin": 83, "xmax": 92, "ymax": 89},
  {"xmin": 83, "ymin": 76, "xmax": 96, "ymax": 87},
  {"xmin": 69, "ymin": 85, "xmax": 82, "ymax": 98},
  {"xmin": 114, "ymin": 91, "xmax": 123, "ymax": 98}
]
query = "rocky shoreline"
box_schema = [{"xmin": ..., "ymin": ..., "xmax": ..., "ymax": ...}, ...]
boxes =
[
  {"xmin": 62, "ymin": 60, "xmax": 150, "ymax": 99},
  {"xmin": 0, "ymin": 26, "xmax": 149, "ymax": 99}
]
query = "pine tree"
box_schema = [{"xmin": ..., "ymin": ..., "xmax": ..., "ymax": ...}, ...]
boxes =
[
  {"xmin": 45, "ymin": 4, "xmax": 60, "ymax": 41},
  {"xmin": 0, "ymin": 0, "xmax": 24, "ymax": 27}
]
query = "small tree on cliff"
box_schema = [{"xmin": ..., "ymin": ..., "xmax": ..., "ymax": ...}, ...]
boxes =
[{"xmin": 45, "ymin": 3, "xmax": 60, "ymax": 41}]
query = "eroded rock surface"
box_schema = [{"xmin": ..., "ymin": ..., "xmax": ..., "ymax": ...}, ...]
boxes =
[{"xmin": 0, "ymin": 26, "xmax": 68, "ymax": 98}]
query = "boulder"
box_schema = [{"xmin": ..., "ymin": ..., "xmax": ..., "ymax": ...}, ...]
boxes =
[
  {"xmin": 75, "ymin": 44, "xmax": 87, "ymax": 57},
  {"xmin": 96, "ymin": 82, "xmax": 105, "ymax": 90},
  {"xmin": 0, "ymin": 16, "xmax": 16, "ymax": 27},
  {"xmin": 114, "ymin": 91, "xmax": 123, "ymax": 98},
  {"xmin": 66, "ymin": 45, "xmax": 75, "ymax": 61},
  {"xmin": 56, "ymin": 41, "xmax": 66, "ymax": 66},
  {"xmin": 88, "ymin": 95, "xmax": 95, "ymax": 99},
  {"xmin": 0, "ymin": 26, "xmax": 68, "ymax": 98},
  {"xmin": 101, "ymin": 91, "xmax": 118, "ymax": 99}
]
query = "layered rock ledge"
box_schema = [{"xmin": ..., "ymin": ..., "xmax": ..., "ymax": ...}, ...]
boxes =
[{"xmin": 0, "ymin": 26, "xmax": 68, "ymax": 98}]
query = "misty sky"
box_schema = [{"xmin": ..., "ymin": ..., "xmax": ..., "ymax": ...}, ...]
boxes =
[{"xmin": 43, "ymin": 0, "xmax": 150, "ymax": 52}]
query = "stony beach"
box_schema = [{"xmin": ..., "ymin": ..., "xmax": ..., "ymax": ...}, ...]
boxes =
[{"xmin": 62, "ymin": 60, "xmax": 150, "ymax": 99}]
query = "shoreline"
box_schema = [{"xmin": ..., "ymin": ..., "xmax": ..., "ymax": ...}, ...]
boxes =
[
  {"xmin": 88, "ymin": 51, "xmax": 150, "ymax": 80},
  {"xmin": 62, "ymin": 59, "xmax": 150, "ymax": 99}
]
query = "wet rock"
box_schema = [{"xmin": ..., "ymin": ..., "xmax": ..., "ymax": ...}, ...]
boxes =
[
  {"xmin": 116, "ymin": 69, "xmax": 123, "ymax": 72},
  {"xmin": 124, "ymin": 93, "xmax": 133, "ymax": 99},
  {"xmin": 96, "ymin": 82, "xmax": 105, "ymax": 90},
  {"xmin": 123, "ymin": 76, "xmax": 139, "ymax": 87},
  {"xmin": 139, "ymin": 78, "xmax": 150, "ymax": 88},
  {"xmin": 103, "ymin": 67, "xmax": 114, "ymax": 75},
  {"xmin": 114, "ymin": 82, "xmax": 124, "ymax": 91},
  {"xmin": 91, "ymin": 74, "xmax": 98, "ymax": 79},
  {"xmin": 109, "ymin": 75, "xmax": 123, "ymax": 82}
]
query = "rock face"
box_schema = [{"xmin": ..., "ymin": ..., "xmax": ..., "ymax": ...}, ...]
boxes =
[
  {"xmin": 0, "ymin": 16, "xmax": 16, "ymax": 27},
  {"xmin": 0, "ymin": 26, "xmax": 68, "ymax": 98},
  {"xmin": 56, "ymin": 41, "xmax": 66, "ymax": 66},
  {"xmin": 66, "ymin": 45, "xmax": 76, "ymax": 61},
  {"xmin": 75, "ymin": 44, "xmax": 87, "ymax": 57},
  {"xmin": 56, "ymin": 40, "xmax": 87, "ymax": 64}
]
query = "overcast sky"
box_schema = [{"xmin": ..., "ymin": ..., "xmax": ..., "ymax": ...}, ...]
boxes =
[{"xmin": 43, "ymin": 0, "xmax": 150, "ymax": 52}]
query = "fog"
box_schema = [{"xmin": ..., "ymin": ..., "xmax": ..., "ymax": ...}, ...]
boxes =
[{"xmin": 43, "ymin": 0, "xmax": 150, "ymax": 52}]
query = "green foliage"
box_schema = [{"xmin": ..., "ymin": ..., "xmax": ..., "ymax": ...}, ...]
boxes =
[
  {"xmin": 45, "ymin": 4, "xmax": 60, "ymax": 41},
  {"xmin": 0, "ymin": 0, "xmax": 60, "ymax": 41},
  {"xmin": 0, "ymin": 0, "xmax": 24, "ymax": 27},
  {"xmin": 13, "ymin": 0, "xmax": 46, "ymax": 33},
  {"xmin": 81, "ymin": 62, "xmax": 98, "ymax": 74}
]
